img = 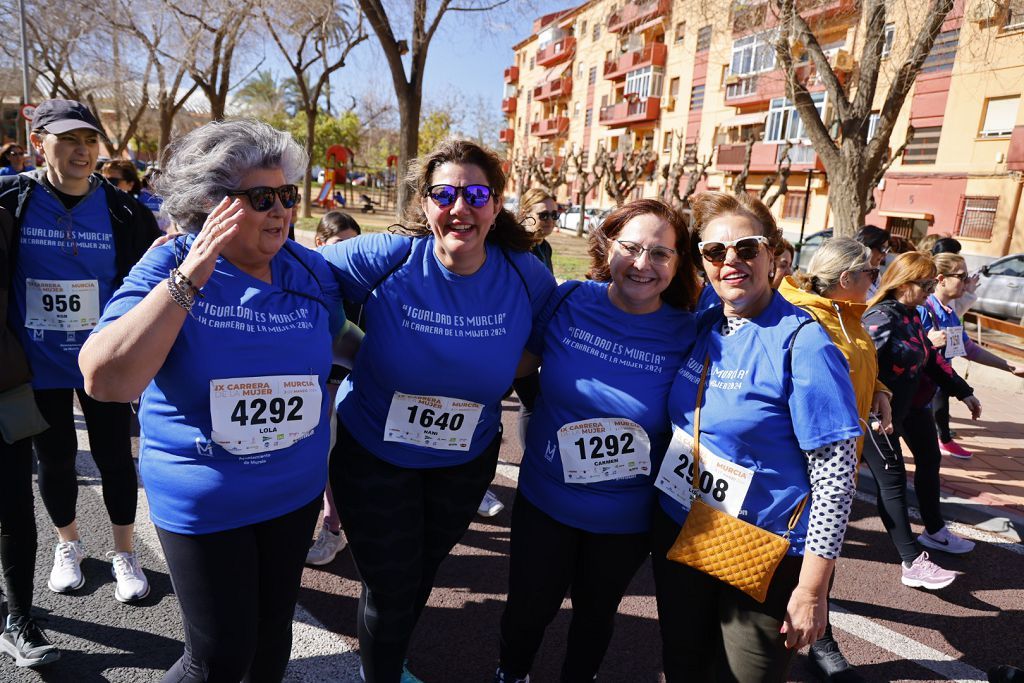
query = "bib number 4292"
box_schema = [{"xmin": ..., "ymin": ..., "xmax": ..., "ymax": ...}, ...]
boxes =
[{"xmin": 230, "ymin": 396, "xmax": 304, "ymax": 426}]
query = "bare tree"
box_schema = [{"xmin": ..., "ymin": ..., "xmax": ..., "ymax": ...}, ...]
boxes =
[
  {"xmin": 261, "ymin": 0, "xmax": 368, "ymax": 217},
  {"xmin": 773, "ymin": 0, "xmax": 955, "ymax": 236},
  {"xmin": 602, "ymin": 146, "xmax": 657, "ymax": 207},
  {"xmin": 355, "ymin": 0, "xmax": 514, "ymax": 217},
  {"xmin": 759, "ymin": 140, "xmax": 793, "ymax": 208},
  {"xmin": 731, "ymin": 139, "xmax": 756, "ymax": 197},
  {"xmin": 567, "ymin": 148, "xmax": 607, "ymax": 238},
  {"xmin": 510, "ymin": 151, "xmax": 533, "ymax": 201},
  {"xmin": 530, "ymin": 153, "xmax": 570, "ymax": 197},
  {"xmin": 660, "ymin": 130, "xmax": 710, "ymax": 210}
]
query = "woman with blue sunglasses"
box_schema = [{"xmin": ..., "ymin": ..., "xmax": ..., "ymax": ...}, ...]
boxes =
[{"xmin": 319, "ymin": 139, "xmax": 556, "ymax": 683}]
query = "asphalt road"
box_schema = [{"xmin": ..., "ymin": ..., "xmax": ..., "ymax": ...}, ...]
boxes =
[{"xmin": 3, "ymin": 400, "xmax": 1022, "ymax": 683}]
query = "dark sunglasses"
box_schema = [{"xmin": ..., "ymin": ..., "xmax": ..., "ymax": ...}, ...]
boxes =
[
  {"xmin": 426, "ymin": 184, "xmax": 493, "ymax": 208},
  {"xmin": 535, "ymin": 210, "xmax": 560, "ymax": 221},
  {"xmin": 697, "ymin": 236, "xmax": 768, "ymax": 263},
  {"xmin": 226, "ymin": 184, "xmax": 299, "ymax": 211},
  {"xmin": 853, "ymin": 266, "xmax": 880, "ymax": 283},
  {"xmin": 912, "ymin": 279, "xmax": 938, "ymax": 292},
  {"xmin": 944, "ymin": 272, "xmax": 970, "ymax": 281}
]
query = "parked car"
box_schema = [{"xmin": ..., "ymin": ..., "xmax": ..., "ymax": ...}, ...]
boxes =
[
  {"xmin": 558, "ymin": 206, "xmax": 607, "ymax": 234},
  {"xmin": 973, "ymin": 253, "xmax": 1024, "ymax": 321},
  {"xmin": 794, "ymin": 229, "xmax": 833, "ymax": 271}
]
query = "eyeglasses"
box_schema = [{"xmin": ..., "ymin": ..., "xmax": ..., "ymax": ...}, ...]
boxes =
[
  {"xmin": 912, "ymin": 279, "xmax": 938, "ymax": 292},
  {"xmin": 853, "ymin": 266, "xmax": 880, "ymax": 283},
  {"xmin": 425, "ymin": 184, "xmax": 493, "ymax": 208},
  {"xmin": 944, "ymin": 272, "xmax": 970, "ymax": 281},
  {"xmin": 697, "ymin": 235, "xmax": 768, "ymax": 263},
  {"xmin": 226, "ymin": 184, "xmax": 299, "ymax": 211},
  {"xmin": 534, "ymin": 210, "xmax": 560, "ymax": 221},
  {"xmin": 613, "ymin": 240, "xmax": 677, "ymax": 266},
  {"xmin": 4, "ymin": 149, "xmax": 24, "ymax": 157}
]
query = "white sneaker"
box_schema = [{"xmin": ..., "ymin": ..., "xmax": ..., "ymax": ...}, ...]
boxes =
[
  {"xmin": 918, "ymin": 526, "xmax": 975, "ymax": 555},
  {"xmin": 306, "ymin": 524, "xmax": 347, "ymax": 566},
  {"xmin": 47, "ymin": 541, "xmax": 85, "ymax": 593},
  {"xmin": 107, "ymin": 551, "xmax": 150, "ymax": 603},
  {"xmin": 477, "ymin": 489, "xmax": 505, "ymax": 517}
]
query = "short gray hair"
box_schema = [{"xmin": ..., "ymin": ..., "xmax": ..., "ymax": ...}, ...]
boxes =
[
  {"xmin": 801, "ymin": 237, "xmax": 872, "ymax": 296},
  {"xmin": 154, "ymin": 119, "xmax": 307, "ymax": 233}
]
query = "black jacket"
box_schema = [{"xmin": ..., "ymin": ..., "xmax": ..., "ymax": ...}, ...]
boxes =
[
  {"xmin": 0, "ymin": 171, "xmax": 161, "ymax": 293},
  {"xmin": 0, "ymin": 206, "xmax": 31, "ymax": 391}
]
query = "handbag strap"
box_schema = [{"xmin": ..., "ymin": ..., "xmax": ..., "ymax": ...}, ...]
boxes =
[{"xmin": 691, "ymin": 351, "xmax": 808, "ymax": 536}]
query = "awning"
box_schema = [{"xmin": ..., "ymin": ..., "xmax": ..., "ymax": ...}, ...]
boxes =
[
  {"xmin": 879, "ymin": 210, "xmax": 934, "ymax": 221},
  {"xmin": 542, "ymin": 64, "xmax": 571, "ymax": 83},
  {"xmin": 634, "ymin": 16, "xmax": 665, "ymax": 33},
  {"xmin": 720, "ymin": 112, "xmax": 768, "ymax": 128}
]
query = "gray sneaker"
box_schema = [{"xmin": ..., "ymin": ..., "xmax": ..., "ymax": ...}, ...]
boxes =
[
  {"xmin": 901, "ymin": 552, "xmax": 956, "ymax": 590},
  {"xmin": 306, "ymin": 524, "xmax": 347, "ymax": 566},
  {"xmin": 477, "ymin": 490, "xmax": 505, "ymax": 517},
  {"xmin": 0, "ymin": 616, "xmax": 60, "ymax": 668}
]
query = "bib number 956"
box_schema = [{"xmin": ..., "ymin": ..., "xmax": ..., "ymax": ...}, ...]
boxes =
[
  {"xmin": 230, "ymin": 396, "xmax": 304, "ymax": 427},
  {"xmin": 41, "ymin": 293, "xmax": 81, "ymax": 313}
]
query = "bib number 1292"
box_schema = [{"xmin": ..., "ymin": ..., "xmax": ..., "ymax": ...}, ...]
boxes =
[{"xmin": 572, "ymin": 432, "xmax": 635, "ymax": 460}]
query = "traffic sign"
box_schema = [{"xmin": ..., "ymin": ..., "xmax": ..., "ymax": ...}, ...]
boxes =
[{"xmin": 20, "ymin": 104, "xmax": 37, "ymax": 121}]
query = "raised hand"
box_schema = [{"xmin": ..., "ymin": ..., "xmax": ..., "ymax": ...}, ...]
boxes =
[{"xmin": 179, "ymin": 197, "xmax": 244, "ymax": 289}]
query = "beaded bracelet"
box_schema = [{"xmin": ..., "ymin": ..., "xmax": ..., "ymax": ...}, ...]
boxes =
[{"xmin": 166, "ymin": 268, "xmax": 200, "ymax": 312}]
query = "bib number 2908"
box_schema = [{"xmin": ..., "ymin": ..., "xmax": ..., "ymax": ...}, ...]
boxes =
[
  {"xmin": 672, "ymin": 451, "xmax": 729, "ymax": 502},
  {"xmin": 230, "ymin": 396, "xmax": 304, "ymax": 427}
]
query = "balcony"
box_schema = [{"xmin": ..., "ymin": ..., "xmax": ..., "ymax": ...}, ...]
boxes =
[
  {"xmin": 604, "ymin": 42, "xmax": 668, "ymax": 80},
  {"xmin": 536, "ymin": 37, "xmax": 576, "ymax": 68},
  {"xmin": 501, "ymin": 97, "xmax": 517, "ymax": 114},
  {"xmin": 716, "ymin": 141, "xmax": 824, "ymax": 172},
  {"xmin": 534, "ymin": 76, "xmax": 573, "ymax": 101},
  {"xmin": 599, "ymin": 97, "xmax": 661, "ymax": 127},
  {"xmin": 499, "ymin": 128, "xmax": 515, "ymax": 144},
  {"xmin": 607, "ymin": 0, "xmax": 671, "ymax": 33},
  {"xmin": 1007, "ymin": 125, "xmax": 1024, "ymax": 171},
  {"xmin": 504, "ymin": 66, "xmax": 519, "ymax": 83},
  {"xmin": 530, "ymin": 117, "xmax": 570, "ymax": 137}
]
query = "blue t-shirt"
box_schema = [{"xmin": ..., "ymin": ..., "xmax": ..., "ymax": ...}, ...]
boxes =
[
  {"xmin": 918, "ymin": 295, "xmax": 970, "ymax": 348},
  {"xmin": 10, "ymin": 182, "xmax": 116, "ymax": 389},
  {"xmin": 520, "ymin": 280, "xmax": 695, "ymax": 534},
  {"xmin": 657, "ymin": 292, "xmax": 860, "ymax": 555},
  {"xmin": 696, "ymin": 282, "xmax": 721, "ymax": 311},
  {"xmin": 95, "ymin": 238, "xmax": 344, "ymax": 534},
  {"xmin": 321, "ymin": 233, "xmax": 556, "ymax": 468}
]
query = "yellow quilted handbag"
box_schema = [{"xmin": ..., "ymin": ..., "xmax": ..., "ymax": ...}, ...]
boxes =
[{"xmin": 666, "ymin": 355, "xmax": 807, "ymax": 604}]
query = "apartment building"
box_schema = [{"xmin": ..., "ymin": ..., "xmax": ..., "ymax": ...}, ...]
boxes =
[{"xmin": 502, "ymin": 0, "xmax": 1024, "ymax": 264}]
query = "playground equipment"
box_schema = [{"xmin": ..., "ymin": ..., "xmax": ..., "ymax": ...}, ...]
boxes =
[{"xmin": 314, "ymin": 145, "xmax": 353, "ymax": 209}]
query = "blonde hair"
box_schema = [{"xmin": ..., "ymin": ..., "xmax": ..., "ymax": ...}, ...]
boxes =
[
  {"xmin": 690, "ymin": 192, "xmax": 782, "ymax": 251},
  {"xmin": 933, "ymin": 252, "xmax": 966, "ymax": 275},
  {"xmin": 793, "ymin": 237, "xmax": 871, "ymax": 297},
  {"xmin": 517, "ymin": 188, "xmax": 555, "ymax": 222},
  {"xmin": 867, "ymin": 251, "xmax": 937, "ymax": 308}
]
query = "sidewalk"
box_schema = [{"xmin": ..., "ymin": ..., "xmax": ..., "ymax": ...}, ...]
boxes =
[{"xmin": 897, "ymin": 355, "xmax": 1024, "ymax": 539}]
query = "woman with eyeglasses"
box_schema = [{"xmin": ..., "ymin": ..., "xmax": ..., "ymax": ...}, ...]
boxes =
[
  {"xmin": 319, "ymin": 139, "xmax": 556, "ymax": 683},
  {"xmin": 0, "ymin": 99, "xmax": 159, "ymax": 632},
  {"xmin": 861, "ymin": 251, "xmax": 981, "ymax": 592},
  {"xmin": 100, "ymin": 160, "xmax": 142, "ymax": 197},
  {"xmin": 778, "ymin": 237, "xmax": 893, "ymax": 679},
  {"xmin": 651, "ymin": 192, "xmax": 861, "ymax": 682},
  {"xmin": 0, "ymin": 143, "xmax": 34, "ymax": 176},
  {"xmin": 79, "ymin": 119, "xmax": 345, "ymax": 682},
  {"xmin": 918, "ymin": 252, "xmax": 1023, "ymax": 459},
  {"xmin": 494, "ymin": 199, "xmax": 697, "ymax": 683}
]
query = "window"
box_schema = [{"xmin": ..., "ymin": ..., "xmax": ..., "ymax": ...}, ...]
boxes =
[
  {"xmin": 765, "ymin": 93, "xmax": 826, "ymax": 142},
  {"xmin": 867, "ymin": 112, "xmax": 880, "ymax": 141},
  {"xmin": 988, "ymin": 255, "xmax": 1024, "ymax": 276},
  {"xmin": 685, "ymin": 142, "xmax": 698, "ymax": 163},
  {"xmin": 530, "ymin": 56, "xmax": 535, "ymax": 70},
  {"xmin": 979, "ymin": 96, "xmax": 1020, "ymax": 137},
  {"xmin": 585, "ymin": 108, "xmax": 593, "ymax": 126},
  {"xmin": 574, "ymin": 101, "xmax": 582, "ymax": 118},
  {"xmin": 882, "ymin": 24, "xmax": 895, "ymax": 58},
  {"xmin": 921, "ymin": 29, "xmax": 959, "ymax": 74},
  {"xmin": 729, "ymin": 32, "xmax": 776, "ymax": 76},
  {"xmin": 601, "ymin": 94, "xmax": 609, "ymax": 108},
  {"xmin": 669, "ymin": 77, "xmax": 680, "ymax": 98},
  {"xmin": 689, "ymin": 84, "xmax": 705, "ymax": 111},
  {"xmin": 625, "ymin": 66, "xmax": 664, "ymax": 99},
  {"xmin": 674, "ymin": 21, "xmax": 685, "ymax": 44},
  {"xmin": 581, "ymin": 150, "xmax": 590, "ymax": 166},
  {"xmin": 958, "ymin": 197, "xmax": 999, "ymax": 239},
  {"xmin": 782, "ymin": 193, "xmax": 807, "ymax": 220},
  {"xmin": 1006, "ymin": 0, "xmax": 1024, "ymax": 30},
  {"xmin": 580, "ymin": 19, "xmax": 588, "ymax": 37},
  {"xmin": 696, "ymin": 25, "xmax": 712, "ymax": 53},
  {"xmin": 593, "ymin": 23, "xmax": 601, "ymax": 41},
  {"xmin": 903, "ymin": 126, "xmax": 941, "ymax": 164},
  {"xmin": 578, "ymin": 63, "xmax": 585, "ymax": 79},
  {"xmin": 663, "ymin": 131, "xmax": 673, "ymax": 153},
  {"xmin": 589, "ymin": 66, "xmax": 597, "ymax": 85}
]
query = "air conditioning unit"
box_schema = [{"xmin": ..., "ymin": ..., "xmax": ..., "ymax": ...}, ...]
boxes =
[
  {"xmin": 832, "ymin": 50, "xmax": 854, "ymax": 72},
  {"xmin": 968, "ymin": 0, "xmax": 1003, "ymax": 23},
  {"xmin": 665, "ymin": 97, "xmax": 676, "ymax": 111},
  {"xmin": 725, "ymin": 74, "xmax": 740, "ymax": 85}
]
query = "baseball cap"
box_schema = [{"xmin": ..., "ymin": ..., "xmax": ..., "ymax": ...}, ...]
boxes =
[{"xmin": 32, "ymin": 99, "xmax": 105, "ymax": 136}]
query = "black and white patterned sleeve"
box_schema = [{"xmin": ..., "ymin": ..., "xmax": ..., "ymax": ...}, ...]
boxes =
[{"xmin": 804, "ymin": 437, "xmax": 858, "ymax": 560}]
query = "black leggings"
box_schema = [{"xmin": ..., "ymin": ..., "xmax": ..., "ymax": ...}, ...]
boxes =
[
  {"xmin": 499, "ymin": 494, "xmax": 649, "ymax": 682},
  {"xmin": 33, "ymin": 388, "xmax": 137, "ymax": 528},
  {"xmin": 156, "ymin": 497, "xmax": 321, "ymax": 683},
  {"xmin": 933, "ymin": 388, "xmax": 953, "ymax": 443},
  {"xmin": 330, "ymin": 420, "xmax": 499, "ymax": 683},
  {"xmin": 860, "ymin": 404, "xmax": 945, "ymax": 564},
  {"xmin": 0, "ymin": 436, "xmax": 37, "ymax": 619},
  {"xmin": 651, "ymin": 509, "xmax": 802, "ymax": 683}
]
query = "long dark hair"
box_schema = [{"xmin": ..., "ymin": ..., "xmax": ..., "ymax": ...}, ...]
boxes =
[{"xmin": 395, "ymin": 138, "xmax": 537, "ymax": 252}]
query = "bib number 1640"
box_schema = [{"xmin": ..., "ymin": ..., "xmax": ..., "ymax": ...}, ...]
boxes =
[
  {"xmin": 406, "ymin": 405, "xmax": 464, "ymax": 432},
  {"xmin": 230, "ymin": 396, "xmax": 303, "ymax": 427}
]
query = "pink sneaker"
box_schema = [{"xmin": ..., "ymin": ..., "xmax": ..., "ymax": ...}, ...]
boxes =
[
  {"xmin": 939, "ymin": 439, "xmax": 973, "ymax": 459},
  {"xmin": 901, "ymin": 552, "xmax": 956, "ymax": 590}
]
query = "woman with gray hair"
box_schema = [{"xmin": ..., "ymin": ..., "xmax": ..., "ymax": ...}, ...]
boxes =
[
  {"xmin": 79, "ymin": 119, "xmax": 345, "ymax": 682},
  {"xmin": 779, "ymin": 237, "xmax": 892, "ymax": 679}
]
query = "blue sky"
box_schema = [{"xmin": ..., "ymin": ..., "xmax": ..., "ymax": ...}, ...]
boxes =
[{"xmin": 329, "ymin": 1, "xmax": 569, "ymax": 116}]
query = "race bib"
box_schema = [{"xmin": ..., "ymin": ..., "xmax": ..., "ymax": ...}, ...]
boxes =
[
  {"xmin": 654, "ymin": 426, "xmax": 754, "ymax": 517},
  {"xmin": 944, "ymin": 326, "xmax": 966, "ymax": 358},
  {"xmin": 210, "ymin": 375, "xmax": 322, "ymax": 456},
  {"xmin": 25, "ymin": 279, "xmax": 99, "ymax": 331},
  {"xmin": 556, "ymin": 417, "xmax": 651, "ymax": 484},
  {"xmin": 384, "ymin": 392, "xmax": 483, "ymax": 451}
]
